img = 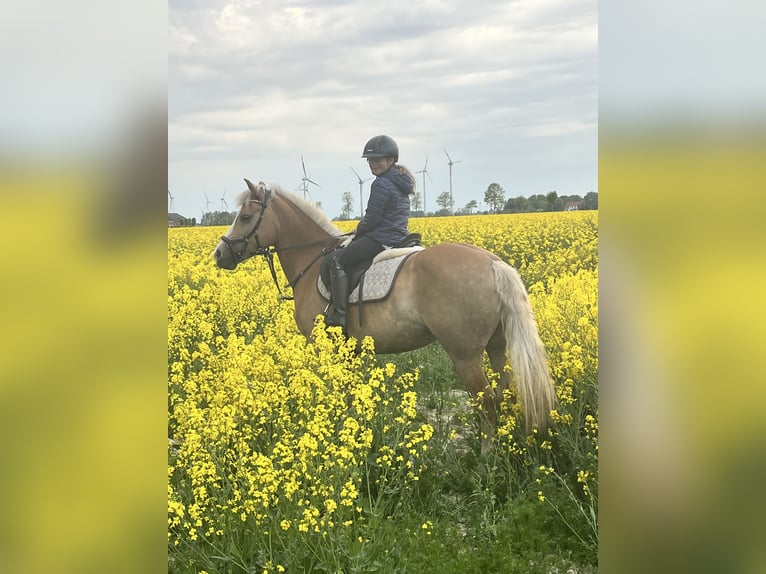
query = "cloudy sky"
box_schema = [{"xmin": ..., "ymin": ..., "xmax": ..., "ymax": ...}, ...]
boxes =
[{"xmin": 169, "ymin": 0, "xmax": 597, "ymax": 220}]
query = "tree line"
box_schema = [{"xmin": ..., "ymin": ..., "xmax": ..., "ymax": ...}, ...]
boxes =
[
  {"xmin": 170, "ymin": 216, "xmax": 197, "ymax": 227},
  {"xmin": 420, "ymin": 185, "xmax": 597, "ymax": 217},
  {"xmin": 491, "ymin": 185, "xmax": 598, "ymax": 214},
  {"xmin": 335, "ymin": 185, "xmax": 597, "ymax": 220},
  {"xmin": 179, "ymin": 185, "xmax": 597, "ymax": 226},
  {"xmin": 201, "ymin": 211, "xmax": 236, "ymax": 226}
]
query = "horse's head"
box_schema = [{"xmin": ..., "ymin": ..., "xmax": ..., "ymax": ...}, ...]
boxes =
[{"xmin": 214, "ymin": 179, "xmax": 280, "ymax": 269}]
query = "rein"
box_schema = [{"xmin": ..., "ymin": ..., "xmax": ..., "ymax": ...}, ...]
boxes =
[
  {"xmin": 260, "ymin": 236, "xmax": 347, "ymax": 300},
  {"xmin": 219, "ymin": 185, "xmax": 351, "ymax": 300}
]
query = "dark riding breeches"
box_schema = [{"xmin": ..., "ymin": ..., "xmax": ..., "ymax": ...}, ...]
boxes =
[
  {"xmin": 325, "ymin": 235, "xmax": 384, "ymax": 333},
  {"xmin": 337, "ymin": 235, "xmax": 385, "ymax": 273}
]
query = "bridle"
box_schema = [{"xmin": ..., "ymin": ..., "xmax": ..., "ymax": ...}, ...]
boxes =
[
  {"xmin": 219, "ymin": 187, "xmax": 273, "ymax": 262},
  {"xmin": 219, "ymin": 185, "xmax": 349, "ymax": 300}
]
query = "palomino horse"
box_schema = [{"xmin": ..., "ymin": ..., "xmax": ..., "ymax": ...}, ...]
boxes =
[{"xmin": 214, "ymin": 179, "xmax": 556, "ymax": 443}]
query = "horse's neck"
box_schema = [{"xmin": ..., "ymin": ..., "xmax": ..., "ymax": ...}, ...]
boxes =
[{"xmin": 273, "ymin": 197, "xmax": 334, "ymax": 284}]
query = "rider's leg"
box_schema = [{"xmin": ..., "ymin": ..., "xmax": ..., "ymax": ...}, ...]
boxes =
[
  {"xmin": 325, "ymin": 259, "xmax": 350, "ymax": 333},
  {"xmin": 325, "ymin": 236, "xmax": 384, "ymax": 335}
]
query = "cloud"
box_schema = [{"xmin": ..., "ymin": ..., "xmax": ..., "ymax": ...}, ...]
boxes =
[{"xmin": 169, "ymin": 0, "xmax": 597, "ymax": 217}]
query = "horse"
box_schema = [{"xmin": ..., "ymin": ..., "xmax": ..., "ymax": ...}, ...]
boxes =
[{"xmin": 214, "ymin": 179, "xmax": 556, "ymax": 445}]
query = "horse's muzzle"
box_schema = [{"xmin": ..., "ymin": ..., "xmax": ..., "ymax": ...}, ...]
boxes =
[{"xmin": 214, "ymin": 239, "xmax": 241, "ymax": 269}]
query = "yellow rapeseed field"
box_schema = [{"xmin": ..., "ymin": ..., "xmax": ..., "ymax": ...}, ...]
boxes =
[{"xmin": 168, "ymin": 211, "xmax": 598, "ymax": 572}]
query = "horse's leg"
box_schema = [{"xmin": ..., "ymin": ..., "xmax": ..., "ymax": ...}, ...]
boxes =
[{"xmin": 448, "ymin": 352, "xmax": 497, "ymax": 452}]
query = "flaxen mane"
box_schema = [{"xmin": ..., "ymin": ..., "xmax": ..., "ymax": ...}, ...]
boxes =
[{"xmin": 236, "ymin": 184, "xmax": 342, "ymax": 237}]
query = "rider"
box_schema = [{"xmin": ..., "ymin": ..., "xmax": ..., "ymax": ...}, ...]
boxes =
[{"xmin": 325, "ymin": 134, "xmax": 416, "ymax": 333}]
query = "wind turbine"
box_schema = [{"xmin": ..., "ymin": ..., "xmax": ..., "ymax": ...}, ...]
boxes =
[
  {"xmin": 168, "ymin": 189, "xmax": 174, "ymax": 213},
  {"xmin": 299, "ymin": 155, "xmax": 321, "ymax": 201},
  {"xmin": 202, "ymin": 193, "xmax": 214, "ymax": 222},
  {"xmin": 350, "ymin": 167, "xmax": 372, "ymax": 218},
  {"xmin": 444, "ymin": 148, "xmax": 462, "ymax": 206},
  {"xmin": 415, "ymin": 156, "xmax": 432, "ymax": 216},
  {"xmin": 220, "ymin": 188, "xmax": 229, "ymax": 212}
]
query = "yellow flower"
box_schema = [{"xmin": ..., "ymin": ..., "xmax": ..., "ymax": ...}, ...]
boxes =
[{"xmin": 168, "ymin": 211, "xmax": 598, "ymax": 557}]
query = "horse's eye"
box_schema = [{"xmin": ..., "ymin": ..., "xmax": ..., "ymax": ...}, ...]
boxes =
[{"xmin": 240, "ymin": 215, "xmax": 252, "ymax": 223}]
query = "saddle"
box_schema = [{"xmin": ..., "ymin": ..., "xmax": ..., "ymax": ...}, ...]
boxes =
[{"xmin": 318, "ymin": 234, "xmax": 423, "ymax": 324}]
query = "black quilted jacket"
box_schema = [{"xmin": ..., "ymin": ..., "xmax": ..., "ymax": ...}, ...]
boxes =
[{"xmin": 356, "ymin": 165, "xmax": 415, "ymax": 247}]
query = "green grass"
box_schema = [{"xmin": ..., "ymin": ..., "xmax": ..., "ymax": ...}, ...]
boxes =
[{"xmin": 367, "ymin": 343, "xmax": 598, "ymax": 573}]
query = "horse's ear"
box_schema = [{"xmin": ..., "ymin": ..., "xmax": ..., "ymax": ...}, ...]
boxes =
[{"xmin": 244, "ymin": 178, "xmax": 269, "ymax": 200}]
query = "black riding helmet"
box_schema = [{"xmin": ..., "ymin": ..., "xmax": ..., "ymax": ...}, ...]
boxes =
[{"xmin": 361, "ymin": 135, "xmax": 399, "ymax": 162}]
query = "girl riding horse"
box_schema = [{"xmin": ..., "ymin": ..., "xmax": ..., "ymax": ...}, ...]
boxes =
[{"xmin": 325, "ymin": 135, "xmax": 416, "ymax": 335}]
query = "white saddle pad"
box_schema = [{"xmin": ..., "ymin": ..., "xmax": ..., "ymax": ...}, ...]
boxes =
[{"xmin": 318, "ymin": 246, "xmax": 423, "ymax": 303}]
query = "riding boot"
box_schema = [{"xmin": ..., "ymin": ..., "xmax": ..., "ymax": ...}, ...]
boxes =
[{"xmin": 325, "ymin": 263, "xmax": 349, "ymax": 335}]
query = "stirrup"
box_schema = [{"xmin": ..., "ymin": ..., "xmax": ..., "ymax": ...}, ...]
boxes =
[
  {"xmin": 324, "ymin": 312, "xmax": 348, "ymax": 336},
  {"xmin": 325, "ymin": 315, "xmax": 346, "ymax": 327}
]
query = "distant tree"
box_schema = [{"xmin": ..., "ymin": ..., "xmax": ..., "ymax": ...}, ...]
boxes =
[
  {"xmin": 484, "ymin": 183, "xmax": 505, "ymax": 213},
  {"xmin": 201, "ymin": 211, "xmax": 237, "ymax": 225},
  {"xmin": 464, "ymin": 199, "xmax": 478, "ymax": 214},
  {"xmin": 202, "ymin": 211, "xmax": 236, "ymax": 226},
  {"xmin": 340, "ymin": 191, "xmax": 354, "ymax": 220},
  {"xmin": 504, "ymin": 196, "xmax": 529, "ymax": 213},
  {"xmin": 411, "ymin": 191, "xmax": 422, "ymax": 212},
  {"xmin": 581, "ymin": 191, "xmax": 598, "ymax": 210},
  {"xmin": 527, "ymin": 194, "xmax": 547, "ymax": 212},
  {"xmin": 545, "ymin": 191, "xmax": 562, "ymax": 211},
  {"xmin": 435, "ymin": 191, "xmax": 454, "ymax": 214}
]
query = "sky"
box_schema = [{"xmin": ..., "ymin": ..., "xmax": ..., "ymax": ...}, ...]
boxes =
[{"xmin": 169, "ymin": 0, "xmax": 597, "ymax": 220}]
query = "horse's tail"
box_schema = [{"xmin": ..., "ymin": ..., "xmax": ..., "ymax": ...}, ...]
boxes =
[{"xmin": 492, "ymin": 260, "xmax": 557, "ymax": 432}]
